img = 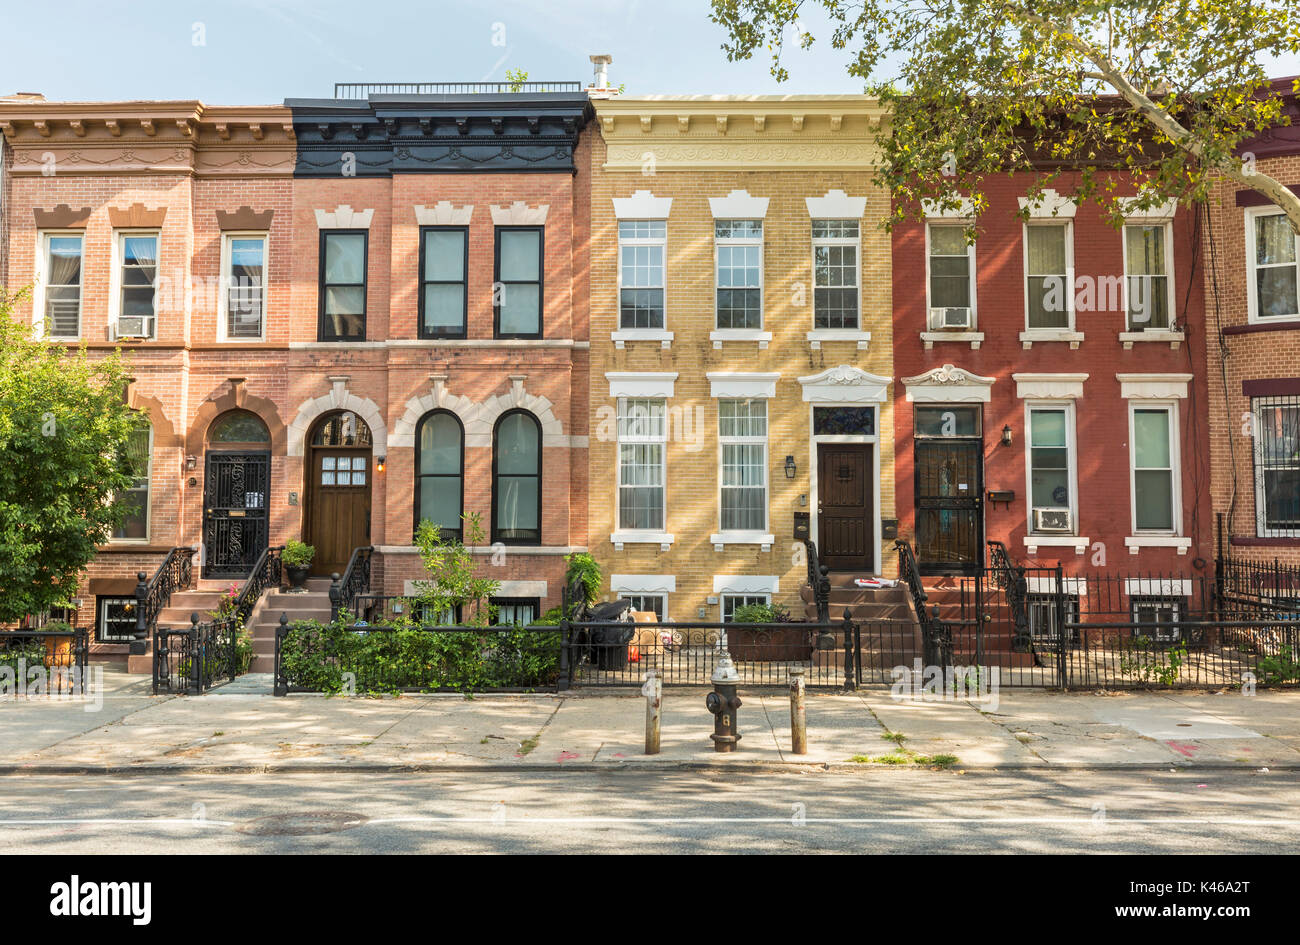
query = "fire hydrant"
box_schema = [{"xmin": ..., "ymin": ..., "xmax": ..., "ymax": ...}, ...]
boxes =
[{"xmin": 705, "ymin": 655, "xmax": 742, "ymax": 752}]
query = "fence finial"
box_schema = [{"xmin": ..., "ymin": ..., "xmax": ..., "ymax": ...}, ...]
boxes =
[{"xmin": 190, "ymin": 612, "xmax": 199, "ymax": 626}]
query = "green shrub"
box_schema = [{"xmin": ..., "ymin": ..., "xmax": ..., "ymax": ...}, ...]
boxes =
[
  {"xmin": 1257, "ymin": 645, "xmax": 1300, "ymax": 685},
  {"xmin": 282, "ymin": 540, "xmax": 315, "ymax": 569},
  {"xmin": 730, "ymin": 603, "xmax": 791, "ymax": 624},
  {"xmin": 564, "ymin": 552, "xmax": 602, "ymax": 607}
]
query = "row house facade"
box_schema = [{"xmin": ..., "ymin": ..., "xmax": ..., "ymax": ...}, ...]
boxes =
[
  {"xmin": 1206, "ymin": 79, "xmax": 1300, "ymax": 571},
  {"xmin": 588, "ymin": 95, "xmax": 896, "ymax": 622},
  {"xmin": 0, "ymin": 87, "xmax": 593, "ymax": 649}
]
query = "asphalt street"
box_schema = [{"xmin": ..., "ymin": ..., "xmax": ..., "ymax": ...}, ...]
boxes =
[{"xmin": 2, "ymin": 767, "xmax": 1296, "ymax": 854}]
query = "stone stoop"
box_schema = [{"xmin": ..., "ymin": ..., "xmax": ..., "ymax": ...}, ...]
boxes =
[
  {"xmin": 247, "ymin": 582, "xmax": 334, "ymax": 674},
  {"xmin": 124, "ymin": 589, "xmax": 229, "ymax": 674},
  {"xmin": 803, "ymin": 574, "xmax": 924, "ymax": 669}
]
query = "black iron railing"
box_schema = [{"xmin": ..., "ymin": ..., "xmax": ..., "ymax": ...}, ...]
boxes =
[
  {"xmin": 330, "ymin": 546, "xmax": 374, "ymax": 620},
  {"xmin": 333, "ymin": 81, "xmax": 582, "ymax": 98},
  {"xmin": 154, "ymin": 613, "xmax": 240, "ymax": 695},
  {"xmin": 132, "ymin": 546, "xmax": 196, "ymax": 651},
  {"xmin": 0, "ymin": 627, "xmax": 88, "ymax": 694},
  {"xmin": 797, "ymin": 537, "xmax": 832, "ymax": 622},
  {"xmin": 894, "ymin": 539, "xmax": 944, "ymax": 664},
  {"xmin": 987, "ymin": 540, "xmax": 1031, "ymax": 651},
  {"xmin": 226, "ymin": 545, "xmax": 284, "ymax": 632}
]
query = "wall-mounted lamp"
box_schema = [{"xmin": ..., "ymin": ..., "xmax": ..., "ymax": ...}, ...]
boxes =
[
  {"xmin": 784, "ymin": 455, "xmax": 797, "ymax": 479},
  {"xmin": 375, "ymin": 456, "xmax": 387, "ymax": 473},
  {"xmin": 1001, "ymin": 425, "xmax": 1013, "ymax": 447},
  {"xmin": 185, "ymin": 455, "xmax": 197, "ymax": 471}
]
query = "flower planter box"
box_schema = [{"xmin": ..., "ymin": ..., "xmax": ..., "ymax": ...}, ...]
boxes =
[{"xmin": 726, "ymin": 625, "xmax": 813, "ymax": 662}]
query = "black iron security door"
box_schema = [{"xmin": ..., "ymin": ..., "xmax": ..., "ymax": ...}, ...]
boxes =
[
  {"xmin": 915, "ymin": 439, "xmax": 983, "ymax": 574},
  {"xmin": 203, "ymin": 451, "xmax": 270, "ymax": 578}
]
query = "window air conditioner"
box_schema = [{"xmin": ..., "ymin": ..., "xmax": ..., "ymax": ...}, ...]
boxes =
[
  {"xmin": 932, "ymin": 306, "xmax": 972, "ymax": 329},
  {"xmin": 1033, "ymin": 507, "xmax": 1072, "ymax": 532}
]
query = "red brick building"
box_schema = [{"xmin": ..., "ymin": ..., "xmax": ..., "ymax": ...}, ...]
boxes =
[{"xmin": 891, "ymin": 172, "xmax": 1213, "ymax": 584}]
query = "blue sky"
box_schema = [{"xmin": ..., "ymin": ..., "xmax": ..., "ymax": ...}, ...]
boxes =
[{"xmin": 4, "ymin": 1, "xmax": 1297, "ymax": 104}]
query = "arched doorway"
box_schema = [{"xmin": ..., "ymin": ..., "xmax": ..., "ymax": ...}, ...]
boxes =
[
  {"xmin": 306, "ymin": 410, "xmax": 373, "ymax": 576},
  {"xmin": 203, "ymin": 409, "xmax": 272, "ymax": 579}
]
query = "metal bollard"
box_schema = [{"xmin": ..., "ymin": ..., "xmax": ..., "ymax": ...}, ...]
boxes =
[
  {"xmin": 789, "ymin": 668, "xmax": 807, "ymax": 755},
  {"xmin": 642, "ymin": 669, "xmax": 662, "ymax": 755}
]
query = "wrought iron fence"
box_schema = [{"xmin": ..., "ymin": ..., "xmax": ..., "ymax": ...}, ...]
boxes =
[
  {"xmin": 132, "ymin": 546, "xmax": 196, "ymax": 648},
  {"xmin": 329, "ymin": 546, "xmax": 374, "ymax": 620},
  {"xmin": 153, "ymin": 614, "xmax": 240, "ymax": 695},
  {"xmin": 0, "ymin": 628, "xmax": 89, "ymax": 695},
  {"xmin": 333, "ymin": 81, "xmax": 583, "ymax": 98}
]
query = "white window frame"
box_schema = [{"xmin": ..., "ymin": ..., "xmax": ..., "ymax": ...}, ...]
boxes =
[
  {"xmin": 1130, "ymin": 596, "xmax": 1183, "ymax": 643},
  {"xmin": 111, "ymin": 425, "xmax": 152, "ymax": 544},
  {"xmin": 615, "ymin": 397, "xmax": 668, "ymax": 537},
  {"xmin": 811, "ymin": 218, "xmax": 861, "ymax": 331},
  {"xmin": 616, "ymin": 219, "xmax": 667, "ymax": 336},
  {"xmin": 96, "ymin": 596, "xmax": 140, "ymax": 643},
  {"xmin": 1245, "ymin": 205, "xmax": 1300, "ymax": 323},
  {"xmin": 1023, "ymin": 401, "xmax": 1079, "ymax": 536},
  {"xmin": 925, "ymin": 221, "xmax": 977, "ymax": 330},
  {"xmin": 715, "ymin": 398, "xmax": 769, "ymax": 544},
  {"xmin": 217, "ymin": 231, "xmax": 268, "ymax": 342},
  {"xmin": 617, "ymin": 593, "xmax": 668, "ymax": 620},
  {"xmin": 1022, "ymin": 221, "xmax": 1075, "ymax": 332},
  {"xmin": 109, "ymin": 229, "xmax": 160, "ymax": 339},
  {"xmin": 714, "ymin": 219, "xmax": 764, "ymax": 330},
  {"xmin": 721, "ymin": 593, "xmax": 771, "ymax": 622},
  {"xmin": 1128, "ymin": 401, "xmax": 1181, "ymax": 536},
  {"xmin": 35, "ymin": 230, "xmax": 84, "ymax": 340},
  {"xmin": 1121, "ymin": 220, "xmax": 1175, "ymax": 331},
  {"xmin": 1251, "ymin": 396, "xmax": 1300, "ymax": 538}
]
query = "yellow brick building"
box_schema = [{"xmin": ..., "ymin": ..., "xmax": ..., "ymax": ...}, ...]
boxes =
[{"xmin": 589, "ymin": 95, "xmax": 895, "ymax": 621}]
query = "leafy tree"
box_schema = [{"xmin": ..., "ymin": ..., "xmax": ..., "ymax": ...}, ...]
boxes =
[
  {"xmin": 711, "ymin": 0, "xmax": 1300, "ymax": 229},
  {"xmin": 412, "ymin": 512, "xmax": 499, "ymax": 627},
  {"xmin": 0, "ymin": 288, "xmax": 143, "ymax": 622}
]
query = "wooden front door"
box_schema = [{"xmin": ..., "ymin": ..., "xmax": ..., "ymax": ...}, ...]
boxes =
[
  {"xmin": 202, "ymin": 451, "xmax": 270, "ymax": 579},
  {"xmin": 914, "ymin": 438, "xmax": 983, "ymax": 574},
  {"xmin": 307, "ymin": 448, "xmax": 372, "ymax": 576},
  {"xmin": 817, "ymin": 443, "xmax": 874, "ymax": 571}
]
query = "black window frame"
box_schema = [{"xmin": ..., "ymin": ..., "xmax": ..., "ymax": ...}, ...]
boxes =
[
  {"xmin": 414, "ymin": 409, "xmax": 465, "ymax": 541},
  {"xmin": 317, "ymin": 229, "xmax": 369, "ymax": 342},
  {"xmin": 491, "ymin": 408, "xmax": 542, "ymax": 545},
  {"xmin": 418, "ymin": 225, "xmax": 469, "ymax": 340},
  {"xmin": 96, "ymin": 595, "xmax": 139, "ymax": 643},
  {"xmin": 490, "ymin": 597, "xmax": 541, "ymax": 626},
  {"xmin": 493, "ymin": 225, "xmax": 544, "ymax": 340}
]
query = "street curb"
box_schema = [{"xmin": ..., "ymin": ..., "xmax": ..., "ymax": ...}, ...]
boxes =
[{"xmin": 0, "ymin": 761, "xmax": 1289, "ymax": 776}]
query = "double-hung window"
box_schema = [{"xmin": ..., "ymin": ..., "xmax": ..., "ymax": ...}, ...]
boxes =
[
  {"xmin": 42, "ymin": 234, "xmax": 83, "ymax": 339},
  {"xmin": 1248, "ymin": 209, "xmax": 1300, "ymax": 321},
  {"xmin": 495, "ymin": 227, "xmax": 543, "ymax": 338},
  {"xmin": 1027, "ymin": 405, "xmax": 1076, "ymax": 533},
  {"xmin": 115, "ymin": 233, "xmax": 158, "ymax": 338},
  {"xmin": 722, "ymin": 594, "xmax": 770, "ymax": 622},
  {"xmin": 619, "ymin": 220, "xmax": 666, "ymax": 329},
  {"xmin": 617, "ymin": 398, "xmax": 666, "ymax": 531},
  {"xmin": 491, "ymin": 598, "xmax": 539, "ymax": 626},
  {"xmin": 1131, "ymin": 405, "xmax": 1177, "ymax": 532},
  {"xmin": 1025, "ymin": 223, "xmax": 1071, "ymax": 329},
  {"xmin": 415, "ymin": 410, "xmax": 464, "ymax": 540},
  {"xmin": 113, "ymin": 425, "xmax": 152, "ymax": 541},
  {"xmin": 319, "ymin": 230, "xmax": 367, "ymax": 341},
  {"xmin": 221, "ymin": 234, "xmax": 266, "ymax": 340},
  {"xmin": 420, "ymin": 227, "xmax": 467, "ymax": 338},
  {"xmin": 719, "ymin": 399, "xmax": 767, "ymax": 532},
  {"xmin": 1124, "ymin": 223, "xmax": 1171, "ymax": 330},
  {"xmin": 927, "ymin": 224, "xmax": 974, "ymax": 329},
  {"xmin": 812, "ymin": 220, "xmax": 860, "ymax": 329},
  {"xmin": 715, "ymin": 220, "xmax": 762, "ymax": 329},
  {"xmin": 1252, "ymin": 397, "xmax": 1300, "ymax": 538}
]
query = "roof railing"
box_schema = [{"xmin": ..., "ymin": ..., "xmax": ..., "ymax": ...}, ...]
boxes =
[{"xmin": 332, "ymin": 81, "xmax": 583, "ymax": 98}]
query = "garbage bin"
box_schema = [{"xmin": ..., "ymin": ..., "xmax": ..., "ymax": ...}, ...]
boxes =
[{"xmin": 586, "ymin": 600, "xmax": 635, "ymax": 671}]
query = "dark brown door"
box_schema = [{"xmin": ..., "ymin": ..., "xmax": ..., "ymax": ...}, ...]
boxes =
[
  {"xmin": 307, "ymin": 448, "xmax": 371, "ymax": 576},
  {"xmin": 915, "ymin": 439, "xmax": 983, "ymax": 574},
  {"xmin": 817, "ymin": 443, "xmax": 874, "ymax": 571}
]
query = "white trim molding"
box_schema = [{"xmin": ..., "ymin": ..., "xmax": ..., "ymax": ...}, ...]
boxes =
[
  {"xmin": 1023, "ymin": 535, "xmax": 1090, "ymax": 556},
  {"xmin": 710, "ymin": 532, "xmax": 776, "ymax": 552},
  {"xmin": 921, "ymin": 197, "xmax": 976, "ymax": 220},
  {"xmin": 1026, "ymin": 576, "xmax": 1089, "ymax": 596},
  {"xmin": 612, "ymin": 328, "xmax": 674, "ymax": 349},
  {"xmin": 1019, "ymin": 329, "xmax": 1085, "ymax": 349},
  {"xmin": 612, "ymin": 530, "xmax": 675, "ymax": 552},
  {"xmin": 799, "ymin": 365, "xmax": 891, "ymax": 404},
  {"xmin": 1119, "ymin": 329, "xmax": 1184, "ymax": 349},
  {"xmin": 390, "ymin": 375, "xmax": 569, "ymax": 449},
  {"xmin": 610, "ymin": 574, "xmax": 677, "ymax": 594},
  {"xmin": 1018, "ymin": 188, "xmax": 1077, "ymax": 219},
  {"xmin": 1014, "ymin": 373, "xmax": 1089, "ymax": 399},
  {"xmin": 901, "ymin": 363, "xmax": 995, "ymax": 403},
  {"xmin": 314, "ymin": 205, "xmax": 374, "ymax": 229},
  {"xmin": 1124, "ymin": 577, "xmax": 1194, "ymax": 596},
  {"xmin": 497, "ymin": 580, "xmax": 549, "ymax": 598},
  {"xmin": 1119, "ymin": 197, "xmax": 1178, "ymax": 222},
  {"xmin": 288, "ymin": 376, "xmax": 388, "ymax": 458},
  {"xmin": 490, "ymin": 202, "xmax": 549, "ymax": 225},
  {"xmin": 807, "ymin": 329, "xmax": 871, "ymax": 350},
  {"xmin": 709, "ymin": 189, "xmax": 770, "ymax": 218},
  {"xmin": 612, "ymin": 190, "xmax": 672, "ymax": 219},
  {"xmin": 414, "ymin": 202, "xmax": 473, "ymax": 226},
  {"xmin": 710, "ymin": 328, "xmax": 773, "ymax": 349},
  {"xmin": 606, "ymin": 371, "xmax": 678, "ymax": 399},
  {"xmin": 713, "ymin": 574, "xmax": 780, "ymax": 595},
  {"xmin": 707, "ymin": 372, "xmax": 779, "ymax": 399},
  {"xmin": 1125, "ymin": 536, "xmax": 1193, "ymax": 555},
  {"xmin": 805, "ymin": 189, "xmax": 867, "ymax": 219},
  {"xmin": 1116, "ymin": 373, "xmax": 1192, "ymax": 400},
  {"xmin": 921, "ymin": 331, "xmax": 984, "ymax": 350}
]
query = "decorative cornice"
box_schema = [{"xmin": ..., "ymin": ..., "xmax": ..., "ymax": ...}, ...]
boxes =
[
  {"xmin": 216, "ymin": 206, "xmax": 275, "ymax": 230},
  {"xmin": 612, "ymin": 190, "xmax": 672, "ymax": 219},
  {"xmin": 709, "ymin": 189, "xmax": 769, "ymax": 219},
  {"xmin": 490, "ymin": 202, "xmax": 549, "ymax": 225},
  {"xmin": 1013, "ymin": 372, "xmax": 1089, "ymax": 399},
  {"xmin": 901, "ymin": 363, "xmax": 996, "ymax": 403},
  {"xmin": 107, "ymin": 203, "xmax": 167, "ymax": 228},
  {"xmin": 33, "ymin": 204, "xmax": 92, "ymax": 229},
  {"xmin": 414, "ymin": 202, "xmax": 474, "ymax": 226},
  {"xmin": 315, "ymin": 205, "xmax": 374, "ymax": 229},
  {"xmin": 806, "ymin": 189, "xmax": 867, "ymax": 219},
  {"xmin": 1019, "ymin": 188, "xmax": 1078, "ymax": 219},
  {"xmin": 798, "ymin": 365, "xmax": 892, "ymax": 404}
]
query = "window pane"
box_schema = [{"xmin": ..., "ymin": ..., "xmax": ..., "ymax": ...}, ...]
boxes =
[
  {"xmin": 496, "ymin": 476, "xmax": 539, "ymax": 534},
  {"xmin": 814, "ymin": 406, "xmax": 876, "ymax": 435},
  {"xmin": 210, "ymin": 411, "xmax": 269, "ymax": 443},
  {"xmin": 1026, "ymin": 225, "xmax": 1066, "ymax": 274},
  {"xmin": 423, "ymin": 284, "xmax": 464, "ymax": 330},
  {"xmin": 929, "ymin": 225, "xmax": 968, "ymax": 256},
  {"xmin": 1027, "ymin": 276, "xmax": 1069, "ymax": 327},
  {"xmin": 499, "ymin": 283, "xmax": 540, "ymax": 334},
  {"xmin": 420, "ymin": 478, "xmax": 461, "ymax": 532},
  {"xmin": 47, "ymin": 236, "xmax": 82, "ymax": 284},
  {"xmin": 324, "ymin": 234, "xmax": 365, "ymax": 283},
  {"xmin": 424, "ymin": 230, "xmax": 465, "ymax": 281},
  {"xmin": 1134, "ymin": 409, "xmax": 1171, "ymax": 468},
  {"xmin": 419, "ymin": 414, "xmax": 461, "ymax": 474},
  {"xmin": 914, "ymin": 407, "xmax": 979, "ymax": 437},
  {"xmin": 1030, "ymin": 410, "xmax": 1067, "ymax": 447},
  {"xmin": 1256, "ymin": 214, "xmax": 1297, "ymax": 266},
  {"xmin": 1264, "ymin": 469, "xmax": 1300, "ymax": 529},
  {"xmin": 500, "ymin": 230, "xmax": 540, "ymax": 281},
  {"xmin": 1125, "ymin": 225, "xmax": 1166, "ymax": 275},
  {"xmin": 496, "ymin": 413, "xmax": 538, "ymax": 474},
  {"xmin": 1135, "ymin": 470, "xmax": 1174, "ymax": 529},
  {"xmin": 1257, "ymin": 266, "xmax": 1300, "ymax": 318},
  {"xmin": 123, "ymin": 236, "xmax": 157, "ymax": 269}
]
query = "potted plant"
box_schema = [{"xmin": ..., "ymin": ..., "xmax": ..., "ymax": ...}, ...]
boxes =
[{"xmin": 282, "ymin": 540, "xmax": 315, "ymax": 591}]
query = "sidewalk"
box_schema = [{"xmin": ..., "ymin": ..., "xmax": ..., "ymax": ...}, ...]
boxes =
[{"xmin": 1, "ymin": 669, "xmax": 1298, "ymax": 772}]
